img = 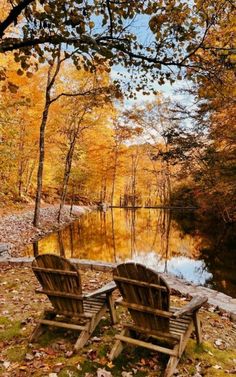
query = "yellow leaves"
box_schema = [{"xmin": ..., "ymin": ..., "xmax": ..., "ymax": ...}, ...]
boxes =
[
  {"xmin": 107, "ymin": 361, "xmax": 114, "ymax": 369},
  {"xmin": 228, "ymin": 54, "xmax": 236, "ymax": 64}
]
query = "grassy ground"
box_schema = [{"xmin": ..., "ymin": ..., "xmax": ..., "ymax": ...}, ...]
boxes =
[{"xmin": 0, "ymin": 265, "xmax": 236, "ymax": 377}]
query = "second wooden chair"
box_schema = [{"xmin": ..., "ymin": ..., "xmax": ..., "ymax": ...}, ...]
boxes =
[{"xmin": 109, "ymin": 262, "xmax": 207, "ymax": 377}]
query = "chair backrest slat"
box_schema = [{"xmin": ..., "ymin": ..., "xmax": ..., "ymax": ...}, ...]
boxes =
[
  {"xmin": 113, "ymin": 276, "xmax": 168, "ymax": 292},
  {"xmin": 113, "ymin": 263, "xmax": 170, "ymax": 332},
  {"xmin": 32, "ymin": 254, "xmax": 84, "ymax": 315}
]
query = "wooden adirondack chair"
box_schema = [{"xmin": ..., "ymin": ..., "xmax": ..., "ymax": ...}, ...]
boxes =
[
  {"xmin": 109, "ymin": 263, "xmax": 207, "ymax": 377},
  {"xmin": 31, "ymin": 254, "xmax": 117, "ymax": 350}
]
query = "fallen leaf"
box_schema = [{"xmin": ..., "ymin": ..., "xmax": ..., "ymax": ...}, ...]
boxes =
[
  {"xmin": 213, "ymin": 365, "xmax": 222, "ymax": 369},
  {"xmin": 107, "ymin": 361, "xmax": 114, "ymax": 369},
  {"xmin": 97, "ymin": 368, "xmax": 112, "ymax": 377},
  {"xmin": 122, "ymin": 372, "xmax": 133, "ymax": 377}
]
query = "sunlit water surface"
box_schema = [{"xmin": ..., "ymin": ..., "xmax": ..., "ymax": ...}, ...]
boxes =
[{"xmin": 24, "ymin": 209, "xmax": 236, "ymax": 297}]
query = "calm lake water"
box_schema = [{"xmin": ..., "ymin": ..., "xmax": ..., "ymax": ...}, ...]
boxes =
[{"xmin": 25, "ymin": 209, "xmax": 236, "ymax": 297}]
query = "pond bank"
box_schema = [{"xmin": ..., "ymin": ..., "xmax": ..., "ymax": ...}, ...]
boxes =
[
  {"xmin": 0, "ymin": 204, "xmax": 94, "ymax": 257},
  {"xmin": 0, "ymin": 204, "xmax": 235, "ymax": 323},
  {"xmin": 1, "ymin": 257, "xmax": 236, "ymax": 323}
]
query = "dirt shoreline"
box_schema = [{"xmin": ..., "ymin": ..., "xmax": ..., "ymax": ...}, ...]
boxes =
[{"xmin": 0, "ymin": 204, "xmax": 93, "ymax": 257}]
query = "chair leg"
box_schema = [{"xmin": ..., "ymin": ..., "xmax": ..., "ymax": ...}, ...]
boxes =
[
  {"xmin": 107, "ymin": 293, "xmax": 117, "ymax": 325},
  {"xmin": 108, "ymin": 329, "xmax": 128, "ymax": 360},
  {"xmin": 74, "ymin": 330, "xmax": 90, "ymax": 351},
  {"xmin": 164, "ymin": 321, "xmax": 195, "ymax": 377},
  {"xmin": 30, "ymin": 323, "xmax": 46, "ymax": 342},
  {"xmin": 30, "ymin": 310, "xmax": 56, "ymax": 342},
  {"xmin": 193, "ymin": 312, "xmax": 202, "ymax": 344},
  {"xmin": 163, "ymin": 355, "xmax": 179, "ymax": 377},
  {"xmin": 75, "ymin": 305, "xmax": 108, "ymax": 351}
]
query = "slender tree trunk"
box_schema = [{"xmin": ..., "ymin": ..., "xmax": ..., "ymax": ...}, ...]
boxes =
[
  {"xmin": 58, "ymin": 106, "xmax": 89, "ymax": 222},
  {"xmin": 100, "ymin": 178, "xmax": 104, "ymax": 202},
  {"xmin": 70, "ymin": 186, "xmax": 75, "ymax": 217},
  {"xmin": 100, "ymin": 174, "xmax": 107, "ymax": 203},
  {"xmin": 33, "ymin": 100, "xmax": 50, "ymax": 227},
  {"xmin": 25, "ymin": 160, "xmax": 35, "ymax": 195},
  {"xmin": 111, "ymin": 148, "xmax": 118, "ymax": 206},
  {"xmin": 166, "ymin": 161, "xmax": 172, "ymax": 205},
  {"xmin": 103, "ymin": 174, "xmax": 107, "ymax": 202},
  {"xmin": 111, "ymin": 209, "xmax": 117, "ymax": 262},
  {"xmin": 130, "ymin": 209, "xmax": 136, "ymax": 257},
  {"xmin": 58, "ymin": 138, "xmax": 76, "ymax": 223},
  {"xmin": 17, "ymin": 123, "xmax": 26, "ymax": 198},
  {"xmin": 33, "ymin": 242, "xmax": 39, "ymax": 257},
  {"xmin": 131, "ymin": 151, "xmax": 139, "ymax": 207},
  {"xmin": 58, "ymin": 230, "xmax": 65, "ymax": 257},
  {"xmin": 69, "ymin": 224, "xmax": 74, "ymax": 258},
  {"xmin": 33, "ymin": 48, "xmax": 62, "ymax": 227},
  {"xmin": 18, "ymin": 160, "xmax": 24, "ymax": 198}
]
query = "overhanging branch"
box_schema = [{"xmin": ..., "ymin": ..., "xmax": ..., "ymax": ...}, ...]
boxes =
[{"xmin": 0, "ymin": 0, "xmax": 35, "ymax": 38}]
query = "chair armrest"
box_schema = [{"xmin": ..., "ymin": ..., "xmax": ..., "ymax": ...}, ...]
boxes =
[
  {"xmin": 84, "ymin": 281, "xmax": 117, "ymax": 299},
  {"xmin": 172, "ymin": 296, "xmax": 208, "ymax": 318}
]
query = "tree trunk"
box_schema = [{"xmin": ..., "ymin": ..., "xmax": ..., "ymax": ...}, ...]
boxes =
[
  {"xmin": 70, "ymin": 186, "xmax": 75, "ymax": 217},
  {"xmin": 111, "ymin": 209, "xmax": 117, "ymax": 262},
  {"xmin": 33, "ymin": 242, "xmax": 39, "ymax": 257},
  {"xmin": 130, "ymin": 151, "xmax": 139, "ymax": 207},
  {"xmin": 17, "ymin": 122, "xmax": 26, "ymax": 198},
  {"xmin": 166, "ymin": 161, "xmax": 172, "ymax": 205},
  {"xmin": 58, "ymin": 139, "xmax": 76, "ymax": 223},
  {"xmin": 111, "ymin": 148, "xmax": 118, "ymax": 206},
  {"xmin": 18, "ymin": 160, "xmax": 24, "ymax": 198},
  {"xmin": 58, "ymin": 230, "xmax": 65, "ymax": 257},
  {"xmin": 25, "ymin": 160, "xmax": 35, "ymax": 195},
  {"xmin": 33, "ymin": 101, "xmax": 50, "ymax": 227},
  {"xmin": 33, "ymin": 48, "xmax": 62, "ymax": 227},
  {"xmin": 69, "ymin": 224, "xmax": 74, "ymax": 257}
]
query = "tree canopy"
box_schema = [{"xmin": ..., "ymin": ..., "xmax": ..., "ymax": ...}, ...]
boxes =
[{"xmin": 0, "ymin": 0, "xmax": 235, "ymax": 92}]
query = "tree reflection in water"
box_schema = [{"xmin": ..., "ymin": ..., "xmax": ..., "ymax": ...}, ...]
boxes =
[
  {"xmin": 30, "ymin": 209, "xmax": 236, "ymax": 297},
  {"xmin": 172, "ymin": 211, "xmax": 236, "ymax": 297}
]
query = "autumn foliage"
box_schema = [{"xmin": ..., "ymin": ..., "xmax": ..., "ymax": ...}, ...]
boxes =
[{"xmin": 0, "ymin": 0, "xmax": 235, "ymax": 224}]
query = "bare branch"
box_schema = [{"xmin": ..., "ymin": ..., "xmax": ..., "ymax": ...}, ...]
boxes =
[{"xmin": 50, "ymin": 86, "xmax": 110, "ymax": 104}]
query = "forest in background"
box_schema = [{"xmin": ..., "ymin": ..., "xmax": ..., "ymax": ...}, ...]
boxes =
[{"xmin": 0, "ymin": 0, "xmax": 235, "ymax": 225}]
